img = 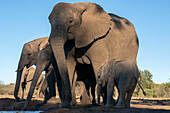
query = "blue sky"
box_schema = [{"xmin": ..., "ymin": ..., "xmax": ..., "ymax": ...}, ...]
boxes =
[{"xmin": 0, "ymin": 0, "xmax": 170, "ymax": 84}]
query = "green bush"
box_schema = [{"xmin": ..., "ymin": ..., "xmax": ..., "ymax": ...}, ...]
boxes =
[{"xmin": 133, "ymin": 70, "xmax": 170, "ymax": 98}]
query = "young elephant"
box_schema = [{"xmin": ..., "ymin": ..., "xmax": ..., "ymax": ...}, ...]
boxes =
[
  {"xmin": 19, "ymin": 67, "xmax": 43, "ymax": 100},
  {"xmin": 23, "ymin": 44, "xmax": 58, "ymax": 110},
  {"xmin": 97, "ymin": 59, "xmax": 146, "ymax": 108}
]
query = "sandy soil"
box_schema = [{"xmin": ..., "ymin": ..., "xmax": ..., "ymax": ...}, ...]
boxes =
[{"xmin": 0, "ymin": 95, "xmax": 170, "ymax": 113}]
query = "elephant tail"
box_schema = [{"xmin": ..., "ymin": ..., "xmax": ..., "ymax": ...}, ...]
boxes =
[{"xmin": 136, "ymin": 72, "xmax": 146, "ymax": 96}]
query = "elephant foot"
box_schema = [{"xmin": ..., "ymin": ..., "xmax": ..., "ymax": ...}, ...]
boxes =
[
  {"xmin": 70, "ymin": 100, "xmax": 77, "ymax": 106},
  {"xmin": 114, "ymin": 104, "xmax": 125, "ymax": 109},
  {"xmin": 92, "ymin": 103, "xmax": 99, "ymax": 106},
  {"xmin": 125, "ymin": 104, "xmax": 130, "ymax": 108},
  {"xmin": 15, "ymin": 97, "xmax": 20, "ymax": 102},
  {"xmin": 110, "ymin": 98, "xmax": 116, "ymax": 105},
  {"xmin": 96, "ymin": 104, "xmax": 101, "ymax": 106},
  {"xmin": 92, "ymin": 100, "xmax": 97, "ymax": 106},
  {"xmin": 20, "ymin": 99, "xmax": 26, "ymax": 101},
  {"xmin": 59, "ymin": 102, "xmax": 70, "ymax": 108},
  {"xmin": 105, "ymin": 103, "xmax": 114, "ymax": 108}
]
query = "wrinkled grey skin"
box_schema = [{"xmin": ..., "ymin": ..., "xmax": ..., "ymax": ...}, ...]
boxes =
[
  {"xmin": 14, "ymin": 37, "xmax": 49, "ymax": 101},
  {"xmin": 22, "ymin": 44, "xmax": 61, "ymax": 110},
  {"xmin": 97, "ymin": 59, "xmax": 146, "ymax": 108},
  {"xmin": 49, "ymin": 2, "xmax": 139, "ymax": 107},
  {"xmin": 19, "ymin": 67, "xmax": 43, "ymax": 100}
]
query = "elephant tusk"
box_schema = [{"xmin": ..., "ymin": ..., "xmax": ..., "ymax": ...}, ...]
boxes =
[
  {"xmin": 15, "ymin": 67, "xmax": 24, "ymax": 72},
  {"xmin": 40, "ymin": 42, "xmax": 49, "ymax": 50}
]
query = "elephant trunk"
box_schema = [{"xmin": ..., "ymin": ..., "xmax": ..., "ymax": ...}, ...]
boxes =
[
  {"xmin": 23, "ymin": 65, "xmax": 44, "ymax": 110},
  {"xmin": 49, "ymin": 36, "xmax": 72, "ymax": 106},
  {"xmin": 14, "ymin": 68, "xmax": 24, "ymax": 101},
  {"xmin": 14, "ymin": 53, "xmax": 26, "ymax": 101}
]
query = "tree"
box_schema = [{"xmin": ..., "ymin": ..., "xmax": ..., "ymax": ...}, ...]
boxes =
[
  {"xmin": 133, "ymin": 69, "xmax": 155, "ymax": 97},
  {"xmin": 141, "ymin": 70, "xmax": 154, "ymax": 89}
]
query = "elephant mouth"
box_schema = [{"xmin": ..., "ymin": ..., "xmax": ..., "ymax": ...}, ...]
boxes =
[{"xmin": 68, "ymin": 32, "xmax": 74, "ymax": 39}]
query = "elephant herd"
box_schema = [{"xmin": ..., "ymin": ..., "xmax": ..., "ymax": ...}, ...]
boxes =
[{"xmin": 14, "ymin": 2, "xmax": 146, "ymax": 110}]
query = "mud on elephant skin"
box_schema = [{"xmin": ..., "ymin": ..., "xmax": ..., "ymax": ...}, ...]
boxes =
[
  {"xmin": 48, "ymin": 2, "xmax": 139, "ymax": 107},
  {"xmin": 97, "ymin": 59, "xmax": 146, "ymax": 108},
  {"xmin": 14, "ymin": 37, "xmax": 49, "ymax": 101}
]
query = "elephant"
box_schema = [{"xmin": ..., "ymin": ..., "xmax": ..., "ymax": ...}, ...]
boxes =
[
  {"xmin": 23, "ymin": 43, "xmax": 96, "ymax": 110},
  {"xmin": 14, "ymin": 37, "xmax": 49, "ymax": 101},
  {"xmin": 97, "ymin": 59, "xmax": 146, "ymax": 108},
  {"xmin": 19, "ymin": 66, "xmax": 43, "ymax": 100},
  {"xmin": 23, "ymin": 44, "xmax": 60, "ymax": 110},
  {"xmin": 48, "ymin": 2, "xmax": 139, "ymax": 107}
]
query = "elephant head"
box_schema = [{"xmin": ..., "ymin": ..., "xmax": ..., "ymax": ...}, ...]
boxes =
[{"xmin": 14, "ymin": 37, "xmax": 49, "ymax": 101}]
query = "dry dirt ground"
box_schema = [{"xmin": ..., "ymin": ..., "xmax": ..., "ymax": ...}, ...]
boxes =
[{"xmin": 0, "ymin": 95, "xmax": 170, "ymax": 113}]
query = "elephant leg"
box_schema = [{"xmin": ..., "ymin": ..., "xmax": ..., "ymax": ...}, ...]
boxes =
[
  {"xmin": 40, "ymin": 70, "xmax": 56, "ymax": 103},
  {"xmin": 21, "ymin": 82, "xmax": 26, "ymax": 100},
  {"xmin": 41, "ymin": 78, "xmax": 48, "ymax": 102},
  {"xmin": 27, "ymin": 82, "xmax": 32, "ymax": 96},
  {"xmin": 114, "ymin": 83, "xmax": 126, "ymax": 109},
  {"xmin": 18, "ymin": 85, "xmax": 22, "ymax": 99},
  {"xmin": 125, "ymin": 84, "xmax": 136, "ymax": 108},
  {"xmin": 114, "ymin": 90, "xmax": 126, "ymax": 108},
  {"xmin": 67, "ymin": 53, "xmax": 77, "ymax": 106},
  {"xmin": 70, "ymin": 72, "xmax": 77, "ymax": 106},
  {"xmin": 55, "ymin": 70, "xmax": 63, "ymax": 102},
  {"xmin": 36, "ymin": 79, "xmax": 44, "ymax": 98},
  {"xmin": 46, "ymin": 70, "xmax": 56, "ymax": 99},
  {"xmin": 103, "ymin": 88, "xmax": 107, "ymax": 105},
  {"xmin": 89, "ymin": 75, "xmax": 97, "ymax": 105},
  {"xmin": 97, "ymin": 83, "xmax": 107, "ymax": 105},
  {"xmin": 35, "ymin": 79, "xmax": 48, "ymax": 109},
  {"xmin": 105, "ymin": 80, "xmax": 115, "ymax": 107}
]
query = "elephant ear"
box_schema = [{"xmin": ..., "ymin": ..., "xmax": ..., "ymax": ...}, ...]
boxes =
[
  {"xmin": 37, "ymin": 38, "xmax": 49, "ymax": 51},
  {"xmin": 74, "ymin": 3, "xmax": 112, "ymax": 48}
]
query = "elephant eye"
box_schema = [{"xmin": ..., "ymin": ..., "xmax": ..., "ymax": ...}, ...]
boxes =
[
  {"xmin": 28, "ymin": 53, "xmax": 31, "ymax": 56},
  {"xmin": 68, "ymin": 18, "xmax": 73, "ymax": 24},
  {"xmin": 69, "ymin": 20, "xmax": 73, "ymax": 24}
]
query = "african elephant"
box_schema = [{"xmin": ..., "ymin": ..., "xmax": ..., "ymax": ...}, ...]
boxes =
[
  {"xmin": 23, "ymin": 44, "xmax": 60, "ymax": 110},
  {"xmin": 19, "ymin": 66, "xmax": 43, "ymax": 100},
  {"xmin": 14, "ymin": 37, "xmax": 49, "ymax": 101},
  {"xmin": 48, "ymin": 2, "xmax": 139, "ymax": 107},
  {"xmin": 97, "ymin": 59, "xmax": 146, "ymax": 108},
  {"xmin": 23, "ymin": 43, "xmax": 96, "ymax": 109}
]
